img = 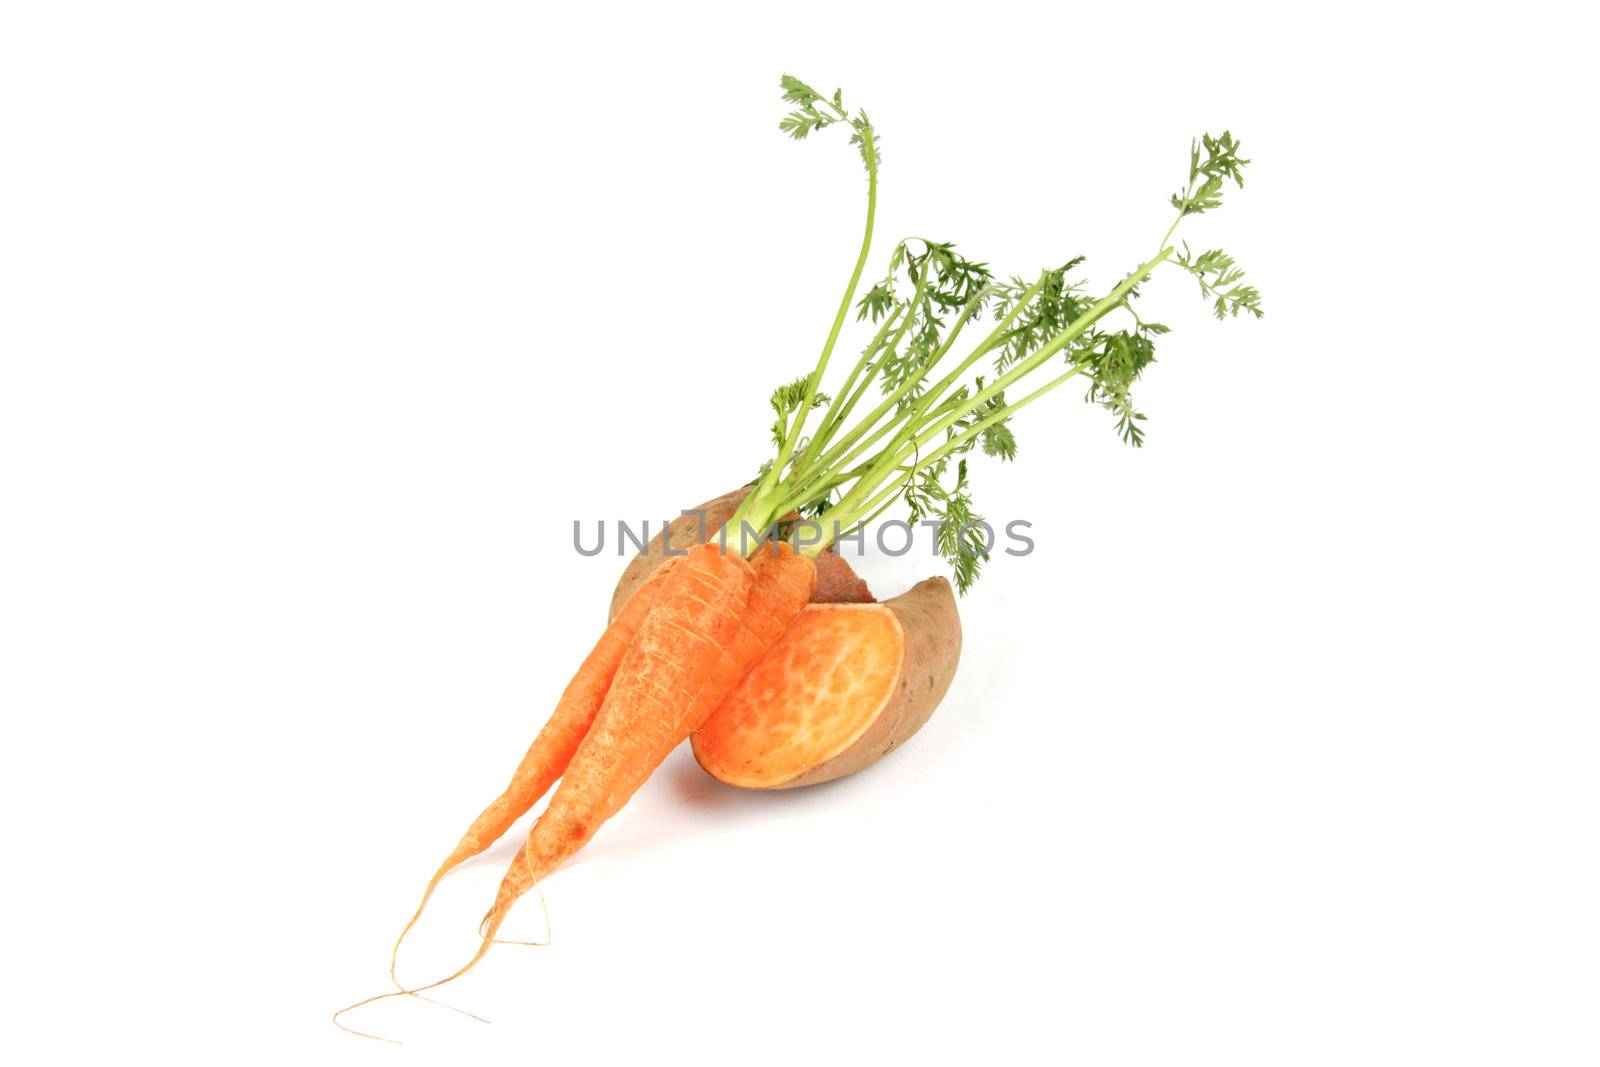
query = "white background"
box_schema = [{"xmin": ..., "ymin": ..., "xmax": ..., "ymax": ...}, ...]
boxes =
[{"xmin": 3, "ymin": 2, "xmax": 1596, "ymax": 1063}]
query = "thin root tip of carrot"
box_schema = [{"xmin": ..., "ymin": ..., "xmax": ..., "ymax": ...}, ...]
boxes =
[
  {"xmin": 334, "ymin": 941, "xmax": 500, "ymax": 1044},
  {"xmin": 411, "ymin": 991, "xmax": 492, "ymax": 1025},
  {"xmin": 478, "ymin": 907, "xmax": 509, "ymax": 946},
  {"xmin": 389, "ymin": 872, "xmax": 447, "ymax": 990},
  {"xmin": 332, "ymin": 991, "xmax": 409, "ymax": 1044},
  {"xmin": 475, "ymin": 881, "xmax": 553, "ymax": 947}
]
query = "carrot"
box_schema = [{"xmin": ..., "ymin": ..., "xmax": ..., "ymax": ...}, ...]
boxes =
[
  {"xmin": 389, "ymin": 554, "xmax": 683, "ymax": 980},
  {"xmin": 433, "ymin": 541, "xmax": 814, "ymax": 983}
]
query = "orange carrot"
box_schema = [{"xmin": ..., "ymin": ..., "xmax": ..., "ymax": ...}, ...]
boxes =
[
  {"xmin": 339, "ymin": 543, "xmax": 812, "ymax": 1037},
  {"xmin": 389, "ymin": 554, "xmax": 683, "ymax": 979},
  {"xmin": 488, "ymin": 542, "xmax": 815, "ymax": 920},
  {"xmin": 439, "ymin": 540, "xmax": 814, "ymax": 982}
]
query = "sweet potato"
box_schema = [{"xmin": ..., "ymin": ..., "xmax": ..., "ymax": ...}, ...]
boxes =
[
  {"xmin": 691, "ymin": 576, "xmax": 961, "ymax": 788},
  {"xmin": 608, "ymin": 487, "xmax": 873, "ymax": 623}
]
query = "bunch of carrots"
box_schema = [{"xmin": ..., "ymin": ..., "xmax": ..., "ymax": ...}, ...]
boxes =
[{"xmin": 340, "ymin": 74, "xmax": 1260, "ymax": 1037}]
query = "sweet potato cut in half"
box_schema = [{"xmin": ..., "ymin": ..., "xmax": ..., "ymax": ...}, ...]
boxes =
[{"xmin": 693, "ymin": 577, "xmax": 961, "ymax": 789}]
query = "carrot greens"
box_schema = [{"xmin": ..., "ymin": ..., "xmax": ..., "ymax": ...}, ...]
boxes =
[{"xmin": 728, "ymin": 75, "xmax": 1263, "ymax": 592}]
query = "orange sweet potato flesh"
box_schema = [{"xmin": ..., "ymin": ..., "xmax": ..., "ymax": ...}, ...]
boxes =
[{"xmin": 693, "ymin": 577, "xmax": 961, "ymax": 789}]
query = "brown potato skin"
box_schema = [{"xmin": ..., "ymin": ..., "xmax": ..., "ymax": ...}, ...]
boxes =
[
  {"xmin": 694, "ymin": 575, "xmax": 963, "ymax": 789},
  {"xmin": 608, "ymin": 487, "xmax": 873, "ymax": 623}
]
